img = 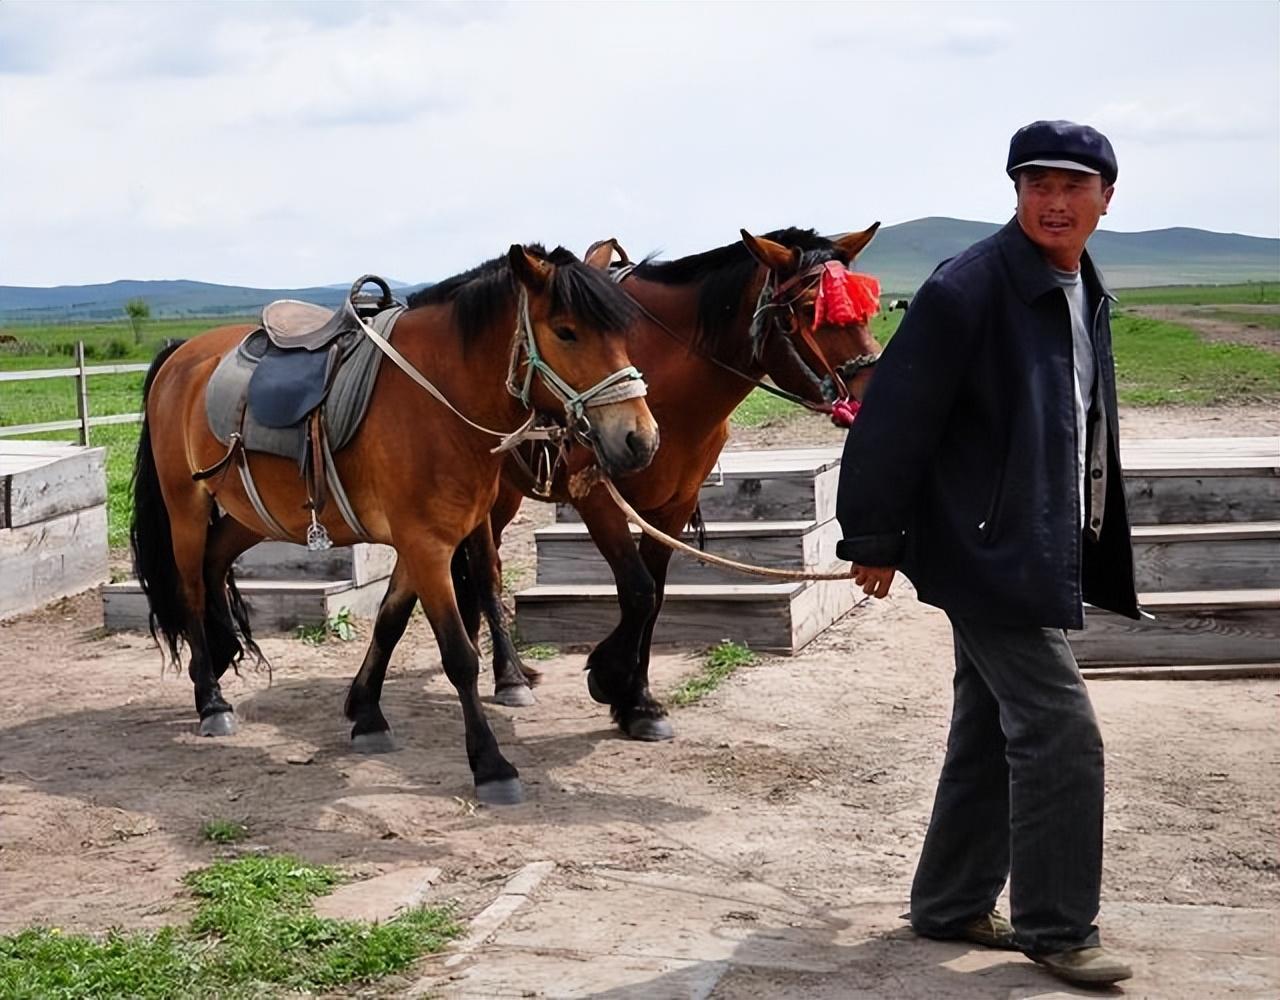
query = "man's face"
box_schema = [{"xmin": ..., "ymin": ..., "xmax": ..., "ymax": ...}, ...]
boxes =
[{"xmin": 1015, "ymin": 167, "xmax": 1114, "ymax": 269}]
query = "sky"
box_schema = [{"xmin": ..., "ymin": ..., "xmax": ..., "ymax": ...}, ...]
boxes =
[{"xmin": 1, "ymin": 1, "xmax": 1277, "ymax": 288}]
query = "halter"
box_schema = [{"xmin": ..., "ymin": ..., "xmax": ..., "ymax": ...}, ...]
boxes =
[{"xmin": 505, "ymin": 285, "xmax": 648, "ymax": 440}]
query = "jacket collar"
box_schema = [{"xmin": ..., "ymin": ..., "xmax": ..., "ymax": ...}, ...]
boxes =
[{"xmin": 996, "ymin": 217, "xmax": 1116, "ymax": 305}]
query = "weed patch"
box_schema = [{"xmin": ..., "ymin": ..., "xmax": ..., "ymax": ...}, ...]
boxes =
[{"xmin": 671, "ymin": 640, "xmax": 758, "ymax": 707}]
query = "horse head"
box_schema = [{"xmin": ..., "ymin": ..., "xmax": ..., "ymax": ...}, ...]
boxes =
[
  {"xmin": 740, "ymin": 225, "xmax": 885, "ymax": 423},
  {"xmin": 506, "ymin": 244, "xmax": 659, "ymax": 476}
]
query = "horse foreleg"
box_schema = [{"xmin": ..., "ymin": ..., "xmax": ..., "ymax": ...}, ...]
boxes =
[
  {"xmin": 401, "ymin": 533, "xmax": 522, "ymax": 805},
  {"xmin": 344, "ymin": 558, "xmax": 417, "ymax": 753},
  {"xmin": 573, "ymin": 500, "xmax": 670, "ymax": 740}
]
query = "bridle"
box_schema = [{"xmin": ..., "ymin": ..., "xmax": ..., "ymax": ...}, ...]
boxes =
[
  {"xmin": 505, "ymin": 284, "xmax": 648, "ymax": 443},
  {"xmin": 595, "ymin": 239, "xmax": 878, "ymax": 419},
  {"xmin": 750, "ymin": 260, "xmax": 880, "ymax": 410}
]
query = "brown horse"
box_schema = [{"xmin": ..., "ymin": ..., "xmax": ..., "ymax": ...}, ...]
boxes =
[
  {"xmin": 342, "ymin": 225, "xmax": 883, "ymax": 745},
  {"xmin": 130, "ymin": 245, "xmax": 658, "ymax": 804}
]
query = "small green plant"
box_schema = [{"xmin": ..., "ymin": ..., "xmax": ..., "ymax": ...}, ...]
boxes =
[
  {"xmin": 0, "ymin": 854, "xmax": 462, "ymax": 999},
  {"xmin": 520, "ymin": 644, "xmax": 559, "ymax": 661},
  {"xmin": 670, "ymin": 640, "xmax": 758, "ymax": 707},
  {"xmin": 201, "ymin": 819, "xmax": 249, "ymax": 844},
  {"xmin": 295, "ymin": 608, "xmax": 357, "ymax": 645}
]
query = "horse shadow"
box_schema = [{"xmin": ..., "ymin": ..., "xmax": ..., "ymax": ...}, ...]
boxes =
[{"xmin": 0, "ymin": 663, "xmax": 706, "ymax": 871}]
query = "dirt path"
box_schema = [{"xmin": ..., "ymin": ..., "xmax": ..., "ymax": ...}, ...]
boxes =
[
  {"xmin": 1, "ymin": 404, "xmax": 1277, "ymax": 997},
  {"xmin": 1127, "ymin": 304, "xmax": 1280, "ymax": 354}
]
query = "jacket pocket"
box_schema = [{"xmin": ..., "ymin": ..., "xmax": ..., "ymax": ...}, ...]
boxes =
[{"xmin": 978, "ymin": 459, "xmax": 1007, "ymax": 545}]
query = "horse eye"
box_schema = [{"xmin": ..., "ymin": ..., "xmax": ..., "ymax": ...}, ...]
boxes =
[{"xmin": 553, "ymin": 326, "xmax": 577, "ymax": 342}]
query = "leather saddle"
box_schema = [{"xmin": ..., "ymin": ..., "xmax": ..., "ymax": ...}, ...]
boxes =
[{"xmin": 249, "ymin": 275, "xmax": 396, "ymax": 429}]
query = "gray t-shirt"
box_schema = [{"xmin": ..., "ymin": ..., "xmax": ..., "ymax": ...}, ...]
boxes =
[{"xmin": 1051, "ymin": 266, "xmax": 1096, "ymax": 530}]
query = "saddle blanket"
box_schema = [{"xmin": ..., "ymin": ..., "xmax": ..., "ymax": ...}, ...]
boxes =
[{"xmin": 205, "ymin": 306, "xmax": 403, "ymax": 461}]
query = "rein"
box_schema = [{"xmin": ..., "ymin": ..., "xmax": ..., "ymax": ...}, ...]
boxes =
[
  {"xmin": 360, "ymin": 286, "xmax": 646, "ymax": 454},
  {"xmin": 589, "ymin": 474, "xmax": 857, "ymax": 582}
]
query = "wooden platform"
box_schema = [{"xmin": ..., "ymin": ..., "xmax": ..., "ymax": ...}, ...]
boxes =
[
  {"xmin": 524, "ymin": 436, "xmax": 1280, "ymax": 665},
  {"xmin": 103, "ymin": 575, "xmax": 391, "ymax": 633},
  {"xmin": 1, "ymin": 442, "xmax": 109, "ymax": 620}
]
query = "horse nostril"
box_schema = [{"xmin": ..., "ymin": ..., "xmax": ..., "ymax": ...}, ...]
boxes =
[{"xmin": 626, "ymin": 431, "xmax": 643, "ymax": 458}]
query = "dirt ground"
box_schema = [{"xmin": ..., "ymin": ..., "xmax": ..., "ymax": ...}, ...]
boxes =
[
  {"xmin": 1126, "ymin": 304, "xmax": 1280, "ymax": 354},
  {"xmin": 0, "ymin": 403, "xmax": 1276, "ymax": 998}
]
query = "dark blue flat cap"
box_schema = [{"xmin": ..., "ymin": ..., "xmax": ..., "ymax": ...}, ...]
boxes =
[{"xmin": 1006, "ymin": 120, "xmax": 1117, "ymax": 182}]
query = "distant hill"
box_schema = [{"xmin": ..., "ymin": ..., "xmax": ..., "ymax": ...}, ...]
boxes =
[
  {"xmin": 0, "ymin": 278, "xmax": 431, "ymax": 324},
  {"xmin": 860, "ymin": 218, "xmax": 1280, "ymax": 293},
  {"xmin": 2, "ymin": 219, "xmax": 1276, "ymax": 321}
]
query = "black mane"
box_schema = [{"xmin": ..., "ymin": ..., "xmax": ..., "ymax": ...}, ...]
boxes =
[
  {"xmin": 633, "ymin": 228, "xmax": 843, "ymax": 347},
  {"xmin": 407, "ymin": 245, "xmax": 637, "ymax": 340}
]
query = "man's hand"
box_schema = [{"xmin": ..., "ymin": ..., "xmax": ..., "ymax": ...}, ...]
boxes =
[{"xmin": 852, "ymin": 565, "xmax": 897, "ymax": 599}]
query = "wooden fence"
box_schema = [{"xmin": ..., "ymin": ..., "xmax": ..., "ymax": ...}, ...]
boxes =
[{"xmin": 0, "ymin": 342, "xmax": 149, "ymax": 443}]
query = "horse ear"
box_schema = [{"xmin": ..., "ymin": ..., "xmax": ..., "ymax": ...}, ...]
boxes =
[
  {"xmin": 832, "ymin": 222, "xmax": 882, "ymax": 263},
  {"xmin": 583, "ymin": 237, "xmax": 627, "ymax": 270},
  {"xmin": 508, "ymin": 244, "xmax": 554, "ymax": 291},
  {"xmin": 741, "ymin": 229, "xmax": 801, "ymax": 273}
]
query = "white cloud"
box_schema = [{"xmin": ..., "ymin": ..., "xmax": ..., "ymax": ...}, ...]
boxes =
[{"xmin": 0, "ymin": 0, "xmax": 1275, "ymax": 286}]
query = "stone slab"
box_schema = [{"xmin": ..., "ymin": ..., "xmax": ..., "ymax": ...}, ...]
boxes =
[
  {"xmin": 313, "ymin": 865, "xmax": 441, "ymax": 923},
  {"xmin": 419, "ymin": 869, "xmax": 1278, "ymax": 1000}
]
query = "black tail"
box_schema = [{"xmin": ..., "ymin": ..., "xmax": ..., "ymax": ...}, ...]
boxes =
[{"xmin": 130, "ymin": 341, "xmax": 189, "ymax": 664}]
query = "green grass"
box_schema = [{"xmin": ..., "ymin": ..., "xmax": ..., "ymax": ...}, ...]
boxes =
[
  {"xmin": 519, "ymin": 643, "xmax": 559, "ymax": 661},
  {"xmin": 1111, "ymin": 313, "xmax": 1280, "ymax": 405},
  {"xmin": 1118, "ymin": 282, "xmax": 1275, "ymax": 306},
  {"xmin": 200, "ymin": 820, "xmax": 249, "ymax": 845},
  {"xmin": 294, "ymin": 608, "xmax": 358, "ymax": 645},
  {"xmin": 670, "ymin": 640, "xmax": 758, "ymax": 707},
  {"xmin": 1196, "ymin": 309, "xmax": 1280, "ymax": 330},
  {"xmin": 0, "ymin": 855, "xmax": 461, "ymax": 1000}
]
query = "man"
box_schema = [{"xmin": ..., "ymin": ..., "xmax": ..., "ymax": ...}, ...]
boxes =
[{"xmin": 835, "ymin": 120, "xmax": 1138, "ymax": 987}]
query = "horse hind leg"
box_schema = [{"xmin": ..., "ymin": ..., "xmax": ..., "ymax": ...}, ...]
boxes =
[
  {"xmin": 203, "ymin": 514, "xmax": 266, "ymax": 683},
  {"xmin": 344, "ymin": 561, "xmax": 417, "ymax": 754},
  {"xmin": 458, "ymin": 522, "xmax": 536, "ymax": 708}
]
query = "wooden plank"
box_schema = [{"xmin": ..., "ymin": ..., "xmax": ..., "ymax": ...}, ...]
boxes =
[
  {"xmin": 0, "ymin": 504, "xmax": 109, "ymax": 620},
  {"xmin": 1121, "ymin": 436, "xmax": 1279, "ymax": 474},
  {"xmin": 103, "ymin": 575, "xmax": 391, "ymax": 633},
  {"xmin": 0, "ymin": 447, "xmax": 106, "ymax": 528},
  {"xmin": 234, "ymin": 541, "xmax": 395, "ymax": 585},
  {"xmin": 1082, "ymin": 663, "xmax": 1280, "ymax": 681},
  {"xmin": 1125, "ymin": 474, "xmax": 1280, "ymax": 524},
  {"xmin": 534, "ymin": 518, "xmax": 842, "ymax": 587},
  {"xmin": 0, "ymin": 413, "xmax": 143, "ymax": 439},
  {"xmin": 0, "ymin": 362, "xmax": 150, "ymax": 382},
  {"xmin": 1132, "ymin": 525, "xmax": 1280, "ymax": 591},
  {"xmin": 1072, "ymin": 596, "xmax": 1280, "ymax": 666},
  {"xmin": 515, "ymin": 583, "xmax": 801, "ymax": 652}
]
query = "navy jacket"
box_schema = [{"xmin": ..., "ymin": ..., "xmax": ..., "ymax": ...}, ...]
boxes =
[{"xmin": 835, "ymin": 219, "xmax": 1139, "ymax": 629}]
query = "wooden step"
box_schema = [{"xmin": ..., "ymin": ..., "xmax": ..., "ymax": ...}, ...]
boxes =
[
  {"xmin": 534, "ymin": 518, "xmax": 841, "ymax": 586},
  {"xmin": 103, "ymin": 576, "xmax": 391, "ymax": 634},
  {"xmin": 234, "ymin": 540, "xmax": 396, "ymax": 585},
  {"xmin": 1, "ymin": 504, "xmax": 109, "ymax": 620},
  {"xmin": 514, "ymin": 578, "xmax": 858, "ymax": 654},
  {"xmin": 1132, "ymin": 521, "xmax": 1280, "ymax": 591},
  {"xmin": 1122, "ymin": 436, "xmax": 1279, "ymax": 525},
  {"xmin": 1072, "ymin": 589, "xmax": 1280, "ymax": 666},
  {"xmin": 1, "ymin": 441, "xmax": 106, "ymax": 529},
  {"xmin": 556, "ymin": 448, "xmax": 843, "ymax": 525}
]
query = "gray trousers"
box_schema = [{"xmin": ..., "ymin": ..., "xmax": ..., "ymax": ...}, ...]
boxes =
[{"xmin": 909, "ymin": 614, "xmax": 1104, "ymax": 955}]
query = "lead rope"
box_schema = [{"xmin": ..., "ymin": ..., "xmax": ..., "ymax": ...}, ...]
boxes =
[{"xmin": 587, "ymin": 475, "xmax": 858, "ymax": 583}]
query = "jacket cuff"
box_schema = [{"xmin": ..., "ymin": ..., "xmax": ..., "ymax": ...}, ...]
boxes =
[{"xmin": 836, "ymin": 532, "xmax": 905, "ymax": 567}]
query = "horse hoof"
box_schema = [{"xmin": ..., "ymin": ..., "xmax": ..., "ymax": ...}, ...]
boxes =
[
  {"xmin": 351, "ymin": 730, "xmax": 397, "ymax": 754},
  {"xmin": 493, "ymin": 685, "xmax": 536, "ymax": 708},
  {"xmin": 199, "ymin": 711, "xmax": 238, "ymax": 737},
  {"xmin": 626, "ymin": 716, "xmax": 674, "ymax": 742},
  {"xmin": 476, "ymin": 778, "xmax": 525, "ymax": 806},
  {"xmin": 586, "ymin": 670, "xmax": 611, "ymax": 705}
]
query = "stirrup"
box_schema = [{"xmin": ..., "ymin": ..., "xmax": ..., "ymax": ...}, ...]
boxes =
[{"xmin": 306, "ymin": 511, "xmax": 332, "ymax": 551}]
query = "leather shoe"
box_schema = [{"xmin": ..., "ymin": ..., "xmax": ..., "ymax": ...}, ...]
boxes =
[{"xmin": 1031, "ymin": 946, "xmax": 1134, "ymax": 985}]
